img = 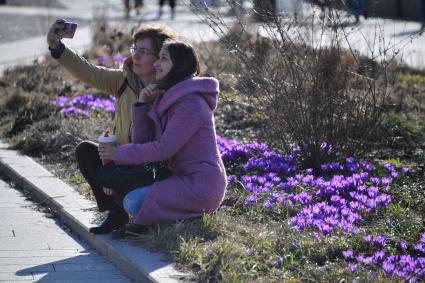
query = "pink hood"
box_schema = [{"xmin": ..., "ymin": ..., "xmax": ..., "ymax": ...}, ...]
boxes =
[{"xmin": 157, "ymin": 77, "xmax": 219, "ymax": 116}]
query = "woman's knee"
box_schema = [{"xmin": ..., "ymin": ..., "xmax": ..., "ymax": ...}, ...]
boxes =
[
  {"xmin": 123, "ymin": 194, "xmax": 140, "ymax": 216},
  {"xmin": 123, "ymin": 187, "xmax": 150, "ymax": 216},
  {"xmin": 75, "ymin": 141, "xmax": 96, "ymax": 159},
  {"xmin": 75, "ymin": 141, "xmax": 100, "ymax": 166}
]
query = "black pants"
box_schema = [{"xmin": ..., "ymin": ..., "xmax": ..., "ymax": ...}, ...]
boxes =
[
  {"xmin": 124, "ymin": 0, "xmax": 143, "ymax": 9},
  {"xmin": 75, "ymin": 141, "xmax": 126, "ymax": 214},
  {"xmin": 159, "ymin": 0, "xmax": 176, "ymax": 8}
]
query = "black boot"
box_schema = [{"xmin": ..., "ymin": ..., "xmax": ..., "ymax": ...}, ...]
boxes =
[
  {"xmin": 110, "ymin": 223, "xmax": 148, "ymax": 239},
  {"xmin": 89, "ymin": 210, "xmax": 129, "ymax": 234}
]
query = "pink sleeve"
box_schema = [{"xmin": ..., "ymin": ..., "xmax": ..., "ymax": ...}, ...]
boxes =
[{"xmin": 131, "ymin": 103, "xmax": 153, "ymax": 144}]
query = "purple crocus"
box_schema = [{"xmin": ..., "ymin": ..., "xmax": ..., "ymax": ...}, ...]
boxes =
[
  {"xmin": 374, "ymin": 236, "xmax": 387, "ymax": 247},
  {"xmin": 348, "ymin": 263, "xmax": 358, "ymax": 272},
  {"xmin": 400, "ymin": 240, "xmax": 408, "ymax": 251},
  {"xmin": 342, "ymin": 250, "xmax": 354, "ymax": 259},
  {"xmin": 363, "ymin": 235, "xmax": 373, "ymax": 243},
  {"xmin": 401, "ymin": 166, "xmax": 409, "ymax": 174}
]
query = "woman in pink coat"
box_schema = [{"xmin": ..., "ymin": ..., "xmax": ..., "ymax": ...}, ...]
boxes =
[{"xmin": 99, "ymin": 40, "xmax": 227, "ymax": 238}]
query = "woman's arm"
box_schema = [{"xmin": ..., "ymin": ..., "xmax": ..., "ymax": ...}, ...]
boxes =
[
  {"xmin": 47, "ymin": 19, "xmax": 123, "ymax": 95},
  {"xmin": 131, "ymin": 102, "xmax": 153, "ymax": 144},
  {"xmin": 114, "ymin": 96, "xmax": 206, "ymax": 165},
  {"xmin": 55, "ymin": 45, "xmax": 124, "ymax": 95}
]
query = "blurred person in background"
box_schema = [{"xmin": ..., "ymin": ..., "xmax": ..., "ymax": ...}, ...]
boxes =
[
  {"xmin": 158, "ymin": 0, "xmax": 176, "ymax": 19},
  {"xmin": 422, "ymin": 0, "xmax": 425, "ymax": 30},
  {"xmin": 124, "ymin": 0, "xmax": 144, "ymax": 19},
  {"xmin": 350, "ymin": 0, "xmax": 368, "ymax": 23}
]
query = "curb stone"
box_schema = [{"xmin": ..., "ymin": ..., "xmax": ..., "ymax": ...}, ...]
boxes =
[{"xmin": 0, "ymin": 141, "xmax": 189, "ymax": 283}]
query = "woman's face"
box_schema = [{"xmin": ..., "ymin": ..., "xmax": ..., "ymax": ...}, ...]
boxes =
[
  {"xmin": 154, "ymin": 46, "xmax": 173, "ymax": 81},
  {"xmin": 131, "ymin": 38, "xmax": 158, "ymax": 80}
]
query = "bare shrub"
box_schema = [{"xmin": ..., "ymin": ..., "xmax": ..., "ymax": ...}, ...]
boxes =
[
  {"xmin": 2, "ymin": 60, "xmax": 70, "ymax": 94},
  {"xmin": 88, "ymin": 16, "xmax": 133, "ymax": 59},
  {"xmin": 11, "ymin": 114, "xmax": 109, "ymax": 164},
  {"xmin": 0, "ymin": 88, "xmax": 54, "ymax": 137},
  {"xmin": 198, "ymin": 2, "xmax": 398, "ymax": 170}
]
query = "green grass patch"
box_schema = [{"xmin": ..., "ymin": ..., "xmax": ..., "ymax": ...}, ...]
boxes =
[
  {"xmin": 396, "ymin": 73, "xmax": 425, "ymax": 85},
  {"xmin": 132, "ymin": 209, "xmax": 381, "ymax": 282},
  {"xmin": 383, "ymin": 111, "xmax": 424, "ymax": 137}
]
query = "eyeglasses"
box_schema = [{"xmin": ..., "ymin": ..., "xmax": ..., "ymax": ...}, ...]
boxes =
[{"xmin": 129, "ymin": 45, "xmax": 157, "ymax": 57}]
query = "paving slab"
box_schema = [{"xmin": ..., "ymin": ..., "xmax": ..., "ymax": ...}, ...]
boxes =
[
  {"xmin": 0, "ymin": 255, "xmax": 109, "ymax": 266},
  {"xmin": 0, "ymin": 249, "xmax": 85, "ymax": 257},
  {"xmin": 0, "ymin": 175, "xmax": 133, "ymax": 283}
]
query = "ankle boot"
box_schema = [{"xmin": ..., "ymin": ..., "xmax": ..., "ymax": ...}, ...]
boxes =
[{"xmin": 89, "ymin": 211, "xmax": 129, "ymax": 234}]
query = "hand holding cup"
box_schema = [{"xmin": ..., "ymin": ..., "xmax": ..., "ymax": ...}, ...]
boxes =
[{"xmin": 98, "ymin": 131, "xmax": 117, "ymax": 164}]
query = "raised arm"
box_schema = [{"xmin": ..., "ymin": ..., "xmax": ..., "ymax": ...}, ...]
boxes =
[{"xmin": 47, "ymin": 19, "xmax": 124, "ymax": 95}]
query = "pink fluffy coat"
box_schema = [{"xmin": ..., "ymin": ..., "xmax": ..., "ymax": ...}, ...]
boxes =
[{"xmin": 113, "ymin": 77, "xmax": 227, "ymax": 225}]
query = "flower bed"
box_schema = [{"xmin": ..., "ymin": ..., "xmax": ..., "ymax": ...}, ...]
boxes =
[{"xmin": 49, "ymin": 92, "xmax": 424, "ymax": 280}]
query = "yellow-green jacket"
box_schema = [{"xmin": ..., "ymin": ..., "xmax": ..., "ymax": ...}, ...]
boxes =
[{"xmin": 56, "ymin": 45, "xmax": 138, "ymax": 145}]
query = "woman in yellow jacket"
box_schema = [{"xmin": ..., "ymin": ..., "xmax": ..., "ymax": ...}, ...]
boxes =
[{"xmin": 47, "ymin": 20, "xmax": 176, "ymax": 234}]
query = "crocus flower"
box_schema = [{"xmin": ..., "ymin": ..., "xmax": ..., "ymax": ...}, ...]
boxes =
[
  {"xmin": 400, "ymin": 240, "xmax": 408, "ymax": 251},
  {"xmin": 374, "ymin": 236, "xmax": 387, "ymax": 247},
  {"xmin": 342, "ymin": 250, "xmax": 354, "ymax": 259},
  {"xmin": 348, "ymin": 263, "xmax": 358, "ymax": 272}
]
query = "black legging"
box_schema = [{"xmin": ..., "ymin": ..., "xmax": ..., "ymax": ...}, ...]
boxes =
[
  {"xmin": 159, "ymin": 0, "xmax": 176, "ymax": 9},
  {"xmin": 124, "ymin": 0, "xmax": 143, "ymax": 11},
  {"xmin": 75, "ymin": 141, "xmax": 126, "ymax": 214}
]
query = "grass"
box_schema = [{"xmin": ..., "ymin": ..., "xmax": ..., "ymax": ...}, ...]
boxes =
[
  {"xmin": 135, "ymin": 206, "xmax": 372, "ymax": 282},
  {"xmin": 136, "ymin": 178, "xmax": 423, "ymax": 282},
  {"xmin": 396, "ymin": 73, "xmax": 425, "ymax": 85}
]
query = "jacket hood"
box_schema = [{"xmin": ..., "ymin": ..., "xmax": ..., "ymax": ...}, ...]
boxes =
[{"xmin": 157, "ymin": 77, "xmax": 219, "ymax": 116}]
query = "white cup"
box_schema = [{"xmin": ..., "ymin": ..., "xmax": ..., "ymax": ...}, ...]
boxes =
[{"xmin": 98, "ymin": 133, "xmax": 116, "ymax": 164}]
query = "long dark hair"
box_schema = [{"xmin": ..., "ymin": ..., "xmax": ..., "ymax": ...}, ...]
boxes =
[{"xmin": 158, "ymin": 40, "xmax": 200, "ymax": 91}]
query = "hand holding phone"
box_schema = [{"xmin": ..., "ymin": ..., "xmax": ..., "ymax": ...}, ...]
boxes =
[
  {"xmin": 53, "ymin": 19, "xmax": 78, "ymax": 39},
  {"xmin": 62, "ymin": 21, "xmax": 78, "ymax": 38},
  {"xmin": 47, "ymin": 19, "xmax": 78, "ymax": 48}
]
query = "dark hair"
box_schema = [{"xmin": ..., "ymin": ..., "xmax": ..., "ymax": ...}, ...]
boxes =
[
  {"xmin": 158, "ymin": 41, "xmax": 201, "ymax": 90},
  {"xmin": 132, "ymin": 24, "xmax": 177, "ymax": 55}
]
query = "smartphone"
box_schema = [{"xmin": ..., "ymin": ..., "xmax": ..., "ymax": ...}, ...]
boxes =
[{"xmin": 62, "ymin": 21, "xmax": 78, "ymax": 39}]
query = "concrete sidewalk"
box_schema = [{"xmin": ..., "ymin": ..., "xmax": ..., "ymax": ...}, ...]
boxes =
[
  {"xmin": 0, "ymin": 0, "xmax": 218, "ymax": 76},
  {"xmin": 0, "ymin": 177, "xmax": 132, "ymax": 282},
  {"xmin": 0, "ymin": 141, "xmax": 188, "ymax": 283},
  {"xmin": 1, "ymin": 0, "xmax": 425, "ymax": 77}
]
